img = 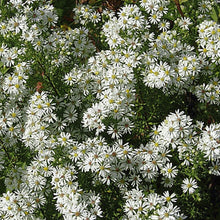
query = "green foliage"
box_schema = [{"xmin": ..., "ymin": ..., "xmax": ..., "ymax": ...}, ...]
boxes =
[
  {"xmin": 52, "ymin": 0, "xmax": 76, "ymax": 25},
  {"xmin": 211, "ymin": 3, "xmax": 220, "ymax": 22},
  {"xmin": 0, "ymin": 0, "xmax": 219, "ymax": 219}
]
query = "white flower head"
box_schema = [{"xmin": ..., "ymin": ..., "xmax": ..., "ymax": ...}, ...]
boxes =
[{"xmin": 181, "ymin": 177, "xmax": 198, "ymax": 194}]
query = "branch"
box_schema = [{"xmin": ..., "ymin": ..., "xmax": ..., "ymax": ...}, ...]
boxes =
[
  {"xmin": 36, "ymin": 59, "xmax": 60, "ymax": 97},
  {"xmin": 173, "ymin": 0, "xmax": 184, "ymax": 18},
  {"xmin": 44, "ymin": 73, "xmax": 60, "ymax": 97}
]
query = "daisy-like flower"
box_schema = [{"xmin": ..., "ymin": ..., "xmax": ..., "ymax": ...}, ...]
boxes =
[
  {"xmin": 1, "ymin": 50, "xmax": 17, "ymax": 67},
  {"xmin": 63, "ymin": 105, "xmax": 78, "ymax": 124},
  {"xmin": 158, "ymin": 20, "xmax": 170, "ymax": 32},
  {"xmin": 161, "ymin": 163, "xmax": 178, "ymax": 178},
  {"xmin": 0, "ymin": 22, "xmax": 8, "ymax": 36},
  {"xmin": 28, "ymin": 174, "xmax": 47, "ymax": 191},
  {"xmin": 90, "ymin": 12, "xmax": 101, "ymax": 23},
  {"xmin": 58, "ymin": 132, "xmax": 72, "ymax": 146},
  {"xmin": 149, "ymin": 12, "xmax": 162, "ymax": 24},
  {"xmin": 0, "ymin": 43, "xmax": 8, "ymax": 56},
  {"xmin": 107, "ymin": 126, "xmax": 123, "ymax": 139},
  {"xmin": 181, "ymin": 177, "xmax": 198, "ymax": 194},
  {"xmin": 198, "ymin": 0, "xmax": 214, "ymax": 13},
  {"xmin": 209, "ymin": 160, "xmax": 220, "ymax": 176},
  {"xmin": 162, "ymin": 191, "xmax": 177, "ymax": 204},
  {"xmin": 178, "ymin": 17, "xmax": 192, "ymax": 30}
]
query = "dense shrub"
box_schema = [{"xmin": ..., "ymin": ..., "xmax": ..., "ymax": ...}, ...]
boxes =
[{"xmin": 0, "ymin": 0, "xmax": 219, "ymax": 219}]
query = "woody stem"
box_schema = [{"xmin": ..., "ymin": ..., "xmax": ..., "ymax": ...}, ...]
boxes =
[{"xmin": 173, "ymin": 0, "xmax": 184, "ymax": 18}]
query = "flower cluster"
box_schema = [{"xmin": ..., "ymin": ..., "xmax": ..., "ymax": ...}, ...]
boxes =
[
  {"xmin": 0, "ymin": 189, "xmax": 45, "ymax": 220},
  {"xmin": 195, "ymin": 77, "xmax": 220, "ymax": 105},
  {"xmin": 197, "ymin": 20, "xmax": 220, "ymax": 64},
  {"xmin": 198, "ymin": 123, "xmax": 220, "ymax": 175},
  {"xmin": 0, "ymin": 0, "xmax": 219, "ymax": 219},
  {"xmin": 142, "ymin": 29, "xmax": 209, "ymax": 94},
  {"xmin": 123, "ymin": 189, "xmax": 186, "ymax": 219}
]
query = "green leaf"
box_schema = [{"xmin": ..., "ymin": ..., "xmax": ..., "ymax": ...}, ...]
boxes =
[
  {"xmin": 179, "ymin": 0, "xmax": 188, "ymax": 3},
  {"xmin": 1, "ymin": 66, "xmax": 9, "ymax": 74},
  {"xmin": 212, "ymin": 5, "xmax": 220, "ymax": 22},
  {"xmin": 55, "ymin": 8, "xmax": 64, "ymax": 18}
]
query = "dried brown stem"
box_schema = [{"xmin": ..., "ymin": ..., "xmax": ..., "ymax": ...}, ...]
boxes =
[{"xmin": 173, "ymin": 0, "xmax": 184, "ymax": 18}]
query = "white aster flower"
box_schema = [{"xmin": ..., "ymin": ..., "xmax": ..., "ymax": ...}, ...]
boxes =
[{"xmin": 181, "ymin": 177, "xmax": 198, "ymax": 194}]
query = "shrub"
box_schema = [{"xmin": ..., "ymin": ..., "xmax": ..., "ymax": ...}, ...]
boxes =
[{"xmin": 0, "ymin": 0, "xmax": 219, "ymax": 219}]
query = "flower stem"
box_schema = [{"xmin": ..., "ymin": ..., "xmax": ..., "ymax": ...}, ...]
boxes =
[{"xmin": 173, "ymin": 0, "xmax": 185, "ymax": 18}]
